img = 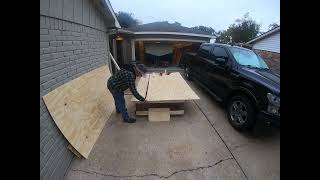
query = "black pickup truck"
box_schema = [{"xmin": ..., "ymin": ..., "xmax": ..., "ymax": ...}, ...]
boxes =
[{"xmin": 183, "ymin": 43, "xmax": 280, "ymax": 131}]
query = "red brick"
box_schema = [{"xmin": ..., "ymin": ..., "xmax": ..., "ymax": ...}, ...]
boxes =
[{"xmin": 254, "ymin": 49, "xmax": 280, "ymax": 75}]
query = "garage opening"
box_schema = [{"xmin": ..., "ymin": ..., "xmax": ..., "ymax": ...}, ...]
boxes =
[{"xmin": 135, "ymin": 41, "xmax": 201, "ymax": 69}]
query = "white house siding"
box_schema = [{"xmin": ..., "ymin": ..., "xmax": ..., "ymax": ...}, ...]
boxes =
[{"xmin": 252, "ymin": 31, "xmax": 280, "ymax": 53}]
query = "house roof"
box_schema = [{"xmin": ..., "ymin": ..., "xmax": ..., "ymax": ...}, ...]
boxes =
[
  {"xmin": 246, "ymin": 26, "xmax": 280, "ymax": 44},
  {"xmin": 126, "ymin": 21, "xmax": 214, "ymax": 37},
  {"xmin": 97, "ymin": 0, "xmax": 121, "ymax": 28}
]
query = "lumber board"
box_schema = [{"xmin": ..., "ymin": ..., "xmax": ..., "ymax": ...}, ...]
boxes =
[
  {"xmin": 146, "ymin": 72, "xmax": 200, "ymax": 101},
  {"xmin": 138, "ymin": 41, "xmax": 146, "ymax": 64},
  {"xmin": 134, "ymin": 100, "xmax": 185, "ymax": 104},
  {"xmin": 136, "ymin": 110, "xmax": 184, "ymax": 116},
  {"xmin": 148, "ymin": 108, "xmax": 170, "ymax": 121},
  {"xmin": 43, "ymin": 65, "xmax": 115, "ymax": 159},
  {"xmin": 131, "ymin": 74, "xmax": 150, "ymax": 101},
  {"xmin": 135, "ymin": 102, "xmax": 185, "ymax": 111}
]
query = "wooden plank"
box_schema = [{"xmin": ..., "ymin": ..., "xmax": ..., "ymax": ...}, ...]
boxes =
[
  {"xmin": 172, "ymin": 44, "xmax": 187, "ymax": 65},
  {"xmin": 146, "ymin": 72, "xmax": 200, "ymax": 102},
  {"xmin": 138, "ymin": 41, "xmax": 146, "ymax": 64},
  {"xmin": 109, "ymin": 52, "xmax": 120, "ymax": 70},
  {"xmin": 136, "ymin": 110, "xmax": 184, "ymax": 116},
  {"xmin": 148, "ymin": 108, "xmax": 170, "ymax": 122},
  {"xmin": 67, "ymin": 144, "xmax": 83, "ymax": 159},
  {"xmin": 134, "ymin": 100, "xmax": 185, "ymax": 104},
  {"xmin": 135, "ymin": 102, "xmax": 185, "ymax": 111},
  {"xmin": 43, "ymin": 65, "xmax": 115, "ymax": 159},
  {"xmin": 131, "ymin": 74, "xmax": 150, "ymax": 102}
]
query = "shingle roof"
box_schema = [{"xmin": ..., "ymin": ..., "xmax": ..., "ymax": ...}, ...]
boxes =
[{"xmin": 126, "ymin": 21, "xmax": 212, "ymax": 35}]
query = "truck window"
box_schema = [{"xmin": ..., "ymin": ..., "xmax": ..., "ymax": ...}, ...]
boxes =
[
  {"xmin": 199, "ymin": 45, "xmax": 211, "ymax": 59},
  {"xmin": 211, "ymin": 46, "xmax": 228, "ymax": 59}
]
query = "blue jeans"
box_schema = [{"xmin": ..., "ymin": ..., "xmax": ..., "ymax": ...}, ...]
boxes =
[{"xmin": 111, "ymin": 91, "xmax": 129, "ymax": 121}]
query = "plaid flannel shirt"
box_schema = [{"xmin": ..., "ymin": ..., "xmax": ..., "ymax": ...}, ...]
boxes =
[{"xmin": 107, "ymin": 69, "xmax": 145, "ymax": 101}]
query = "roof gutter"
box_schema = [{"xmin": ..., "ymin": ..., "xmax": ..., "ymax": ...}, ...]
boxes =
[
  {"xmin": 134, "ymin": 38, "xmax": 207, "ymax": 43},
  {"xmin": 108, "ymin": 29, "xmax": 135, "ymax": 35},
  {"xmin": 98, "ymin": 0, "xmax": 121, "ymax": 28},
  {"xmin": 134, "ymin": 31, "xmax": 215, "ymax": 39}
]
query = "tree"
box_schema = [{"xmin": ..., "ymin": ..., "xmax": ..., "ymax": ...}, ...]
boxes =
[
  {"xmin": 215, "ymin": 30, "xmax": 231, "ymax": 44},
  {"xmin": 191, "ymin": 25, "xmax": 216, "ymax": 35},
  {"xmin": 268, "ymin": 23, "xmax": 279, "ymax": 30},
  {"xmin": 116, "ymin": 11, "xmax": 141, "ymax": 28},
  {"xmin": 215, "ymin": 13, "xmax": 260, "ymax": 44}
]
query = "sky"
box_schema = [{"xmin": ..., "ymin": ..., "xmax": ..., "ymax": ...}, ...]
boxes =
[{"xmin": 109, "ymin": 0, "xmax": 280, "ymax": 32}]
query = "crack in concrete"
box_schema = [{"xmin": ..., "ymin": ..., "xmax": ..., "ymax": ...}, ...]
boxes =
[
  {"xmin": 230, "ymin": 143, "xmax": 249, "ymax": 151},
  {"xmin": 70, "ymin": 157, "xmax": 233, "ymax": 179},
  {"xmin": 193, "ymin": 100, "xmax": 249, "ymax": 180}
]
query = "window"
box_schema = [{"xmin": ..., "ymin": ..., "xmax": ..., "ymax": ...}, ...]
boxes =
[
  {"xmin": 199, "ymin": 45, "xmax": 211, "ymax": 59},
  {"xmin": 212, "ymin": 47, "xmax": 228, "ymax": 58},
  {"xmin": 229, "ymin": 47, "xmax": 269, "ymax": 69}
]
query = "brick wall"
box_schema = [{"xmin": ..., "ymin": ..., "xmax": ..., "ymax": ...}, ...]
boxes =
[
  {"xmin": 254, "ymin": 49, "xmax": 280, "ymax": 75},
  {"xmin": 40, "ymin": 15, "xmax": 110, "ymax": 179}
]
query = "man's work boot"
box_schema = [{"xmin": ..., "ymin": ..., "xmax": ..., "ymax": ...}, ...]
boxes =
[{"xmin": 124, "ymin": 118, "xmax": 136, "ymax": 123}]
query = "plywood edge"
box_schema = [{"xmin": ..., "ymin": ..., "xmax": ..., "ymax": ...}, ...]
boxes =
[
  {"xmin": 131, "ymin": 74, "xmax": 150, "ymax": 102},
  {"xmin": 176, "ymin": 73, "xmax": 200, "ymax": 100},
  {"xmin": 68, "ymin": 144, "xmax": 83, "ymax": 159}
]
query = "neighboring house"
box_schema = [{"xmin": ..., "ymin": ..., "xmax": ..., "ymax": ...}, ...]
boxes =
[
  {"xmin": 246, "ymin": 26, "xmax": 280, "ymax": 74},
  {"xmin": 109, "ymin": 21, "xmax": 214, "ymax": 68},
  {"xmin": 40, "ymin": 0, "xmax": 120, "ymax": 179}
]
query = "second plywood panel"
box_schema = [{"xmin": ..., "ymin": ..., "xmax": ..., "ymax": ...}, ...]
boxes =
[
  {"xmin": 146, "ymin": 72, "xmax": 199, "ymax": 102},
  {"xmin": 43, "ymin": 65, "xmax": 115, "ymax": 159}
]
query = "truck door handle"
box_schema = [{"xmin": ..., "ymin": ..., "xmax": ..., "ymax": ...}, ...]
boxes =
[{"xmin": 230, "ymin": 72, "xmax": 239, "ymax": 78}]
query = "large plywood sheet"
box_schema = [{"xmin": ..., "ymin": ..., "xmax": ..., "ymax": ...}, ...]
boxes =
[
  {"xmin": 146, "ymin": 72, "xmax": 199, "ymax": 102},
  {"xmin": 131, "ymin": 74, "xmax": 150, "ymax": 102},
  {"xmin": 43, "ymin": 65, "xmax": 115, "ymax": 158}
]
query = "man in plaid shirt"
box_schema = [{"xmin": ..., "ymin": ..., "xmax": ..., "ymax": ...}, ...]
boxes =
[{"xmin": 107, "ymin": 64, "xmax": 147, "ymax": 123}]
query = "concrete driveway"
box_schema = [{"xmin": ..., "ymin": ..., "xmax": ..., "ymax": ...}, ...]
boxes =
[{"xmin": 65, "ymin": 79, "xmax": 280, "ymax": 180}]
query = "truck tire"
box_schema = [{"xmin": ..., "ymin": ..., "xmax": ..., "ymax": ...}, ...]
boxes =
[
  {"xmin": 227, "ymin": 95, "xmax": 256, "ymax": 131},
  {"xmin": 184, "ymin": 64, "xmax": 192, "ymax": 81}
]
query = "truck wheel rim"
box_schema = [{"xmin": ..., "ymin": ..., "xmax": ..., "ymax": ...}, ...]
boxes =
[
  {"xmin": 185, "ymin": 67, "xmax": 189, "ymax": 78},
  {"xmin": 230, "ymin": 100, "xmax": 248, "ymax": 125}
]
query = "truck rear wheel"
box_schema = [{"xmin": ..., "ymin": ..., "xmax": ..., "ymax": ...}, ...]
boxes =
[{"xmin": 184, "ymin": 65, "xmax": 192, "ymax": 81}]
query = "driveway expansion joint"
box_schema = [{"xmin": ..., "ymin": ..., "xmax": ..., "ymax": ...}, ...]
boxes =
[
  {"xmin": 193, "ymin": 100, "xmax": 249, "ymax": 180},
  {"xmin": 70, "ymin": 157, "xmax": 234, "ymax": 179}
]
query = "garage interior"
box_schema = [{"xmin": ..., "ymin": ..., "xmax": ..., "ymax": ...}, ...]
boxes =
[
  {"xmin": 135, "ymin": 41, "xmax": 201, "ymax": 68},
  {"xmin": 108, "ymin": 28, "xmax": 211, "ymax": 72}
]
